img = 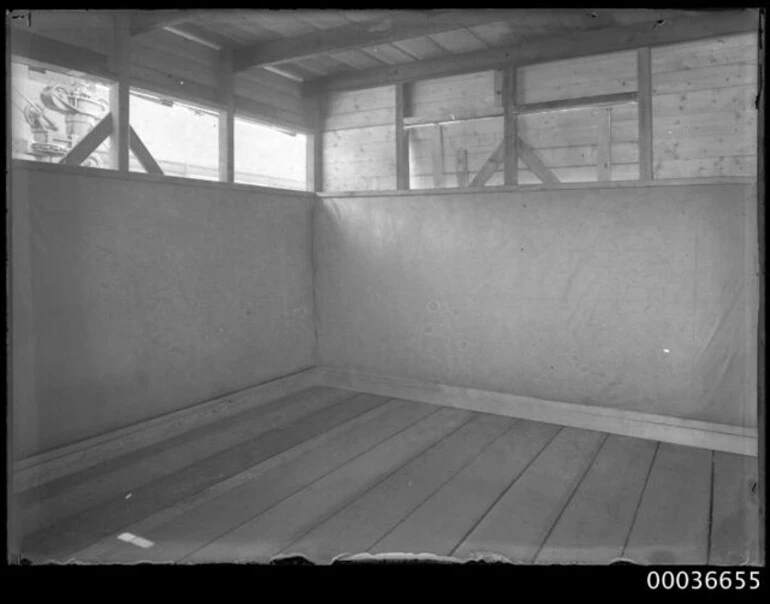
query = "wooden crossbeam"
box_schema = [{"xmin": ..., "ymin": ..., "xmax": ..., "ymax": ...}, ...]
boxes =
[
  {"xmin": 469, "ymin": 142, "xmax": 504, "ymax": 187},
  {"xmin": 469, "ymin": 135, "xmax": 560, "ymax": 188},
  {"xmin": 305, "ymin": 11, "xmax": 758, "ymax": 94},
  {"xmin": 233, "ymin": 10, "xmax": 530, "ymax": 72},
  {"xmin": 513, "ymin": 92, "xmax": 638, "ymax": 116},
  {"xmin": 60, "ymin": 114, "xmax": 113, "ymax": 166},
  {"xmin": 129, "ymin": 10, "xmax": 212, "ymax": 37},
  {"xmin": 129, "ymin": 127, "xmax": 163, "ymax": 175},
  {"xmin": 518, "ymin": 138, "xmax": 560, "ymax": 184},
  {"xmin": 403, "ymin": 92, "xmax": 638, "ymax": 129}
]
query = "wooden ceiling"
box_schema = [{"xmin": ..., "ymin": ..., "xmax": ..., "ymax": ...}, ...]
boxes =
[
  {"xmin": 12, "ymin": 8, "xmax": 752, "ymax": 100},
  {"xmin": 134, "ymin": 9, "xmax": 701, "ymax": 81},
  {"xmin": 15, "ymin": 9, "xmax": 705, "ymax": 81}
]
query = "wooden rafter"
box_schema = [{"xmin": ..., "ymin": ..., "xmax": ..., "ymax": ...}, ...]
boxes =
[
  {"xmin": 232, "ymin": 10, "xmax": 534, "ymax": 72},
  {"xmin": 129, "ymin": 10, "xmax": 212, "ymax": 37},
  {"xmin": 304, "ymin": 10, "xmax": 758, "ymax": 94}
]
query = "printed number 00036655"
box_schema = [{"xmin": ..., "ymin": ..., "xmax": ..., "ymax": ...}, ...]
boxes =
[{"xmin": 647, "ymin": 570, "xmax": 760, "ymax": 590}]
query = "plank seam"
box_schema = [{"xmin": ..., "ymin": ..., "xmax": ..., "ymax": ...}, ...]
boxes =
[
  {"xmin": 178, "ymin": 404, "xmax": 450, "ymax": 561},
  {"xmin": 620, "ymin": 441, "xmax": 660, "ymax": 559},
  {"xmin": 67, "ymin": 396, "xmax": 401, "ymax": 561},
  {"xmin": 367, "ymin": 418, "xmax": 522, "ymax": 554},
  {"xmin": 448, "ymin": 426, "xmax": 565, "ymax": 559},
  {"xmin": 532, "ymin": 433, "xmax": 610, "ymax": 563},
  {"xmin": 276, "ymin": 411, "xmax": 478, "ymax": 561}
]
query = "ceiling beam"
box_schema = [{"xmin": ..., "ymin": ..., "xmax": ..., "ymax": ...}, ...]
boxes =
[
  {"xmin": 129, "ymin": 10, "xmax": 213, "ymax": 36},
  {"xmin": 232, "ymin": 9, "xmax": 542, "ymax": 72},
  {"xmin": 304, "ymin": 9, "xmax": 759, "ymax": 95}
]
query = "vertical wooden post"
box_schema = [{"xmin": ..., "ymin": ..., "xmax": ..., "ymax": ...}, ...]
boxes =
[
  {"xmin": 109, "ymin": 12, "xmax": 130, "ymax": 172},
  {"xmin": 395, "ymin": 82, "xmax": 410, "ymax": 190},
  {"xmin": 503, "ymin": 66, "xmax": 518, "ymax": 186},
  {"xmin": 218, "ymin": 48, "xmax": 235, "ymax": 184},
  {"xmin": 305, "ymin": 95, "xmax": 324, "ymax": 192},
  {"xmin": 637, "ymin": 47, "xmax": 653, "ymax": 181},
  {"xmin": 597, "ymin": 107, "xmax": 612, "ymax": 181},
  {"xmin": 456, "ymin": 149, "xmax": 469, "ymax": 188},
  {"xmin": 430, "ymin": 124, "xmax": 445, "ymax": 188}
]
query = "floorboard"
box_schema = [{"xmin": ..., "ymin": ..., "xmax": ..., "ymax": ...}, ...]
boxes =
[
  {"xmin": 19, "ymin": 386, "xmax": 352, "ymax": 535},
  {"xmin": 709, "ymin": 452, "xmax": 760, "ymax": 565},
  {"xmin": 452, "ymin": 427, "xmax": 606, "ymax": 562},
  {"xmin": 282, "ymin": 413, "xmax": 515, "ymax": 563},
  {"xmin": 17, "ymin": 387, "xmax": 756, "ymax": 567},
  {"xmin": 623, "ymin": 443, "xmax": 712, "ymax": 564},
  {"xmin": 76, "ymin": 398, "xmax": 435, "ymax": 562},
  {"xmin": 21, "ymin": 391, "xmax": 385, "ymax": 561},
  {"xmin": 369, "ymin": 419, "xmax": 559, "ymax": 557},
  {"xmin": 184, "ymin": 407, "xmax": 473, "ymax": 563},
  {"xmin": 535, "ymin": 436, "xmax": 658, "ymax": 564}
]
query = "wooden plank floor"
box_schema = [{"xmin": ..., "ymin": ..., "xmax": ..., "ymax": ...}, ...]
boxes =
[{"xmin": 16, "ymin": 387, "xmax": 760, "ymax": 565}]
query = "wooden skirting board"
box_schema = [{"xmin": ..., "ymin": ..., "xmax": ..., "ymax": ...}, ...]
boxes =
[
  {"xmin": 315, "ymin": 367, "xmax": 758, "ymax": 457},
  {"xmin": 12, "ymin": 367, "xmax": 321, "ymax": 494},
  {"xmin": 14, "ymin": 363, "xmax": 757, "ymax": 495}
]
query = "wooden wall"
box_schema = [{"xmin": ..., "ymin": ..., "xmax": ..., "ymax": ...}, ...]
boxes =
[
  {"xmin": 651, "ymin": 33, "xmax": 758, "ymax": 179},
  {"xmin": 322, "ymin": 86, "xmax": 396, "ymax": 191},
  {"xmin": 321, "ymin": 33, "xmax": 758, "ymax": 191}
]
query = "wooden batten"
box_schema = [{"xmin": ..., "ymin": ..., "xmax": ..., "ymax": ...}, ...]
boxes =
[
  {"xmin": 218, "ymin": 49, "xmax": 235, "ymax": 184},
  {"xmin": 395, "ymin": 82, "xmax": 410, "ymax": 190},
  {"xmin": 109, "ymin": 13, "xmax": 131, "ymax": 172},
  {"xmin": 637, "ymin": 47, "xmax": 654, "ymax": 180},
  {"xmin": 304, "ymin": 95, "xmax": 324, "ymax": 193},
  {"xmin": 503, "ymin": 66, "xmax": 518, "ymax": 186},
  {"xmin": 430, "ymin": 125, "xmax": 445, "ymax": 188},
  {"xmin": 456, "ymin": 149, "xmax": 469, "ymax": 187}
]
